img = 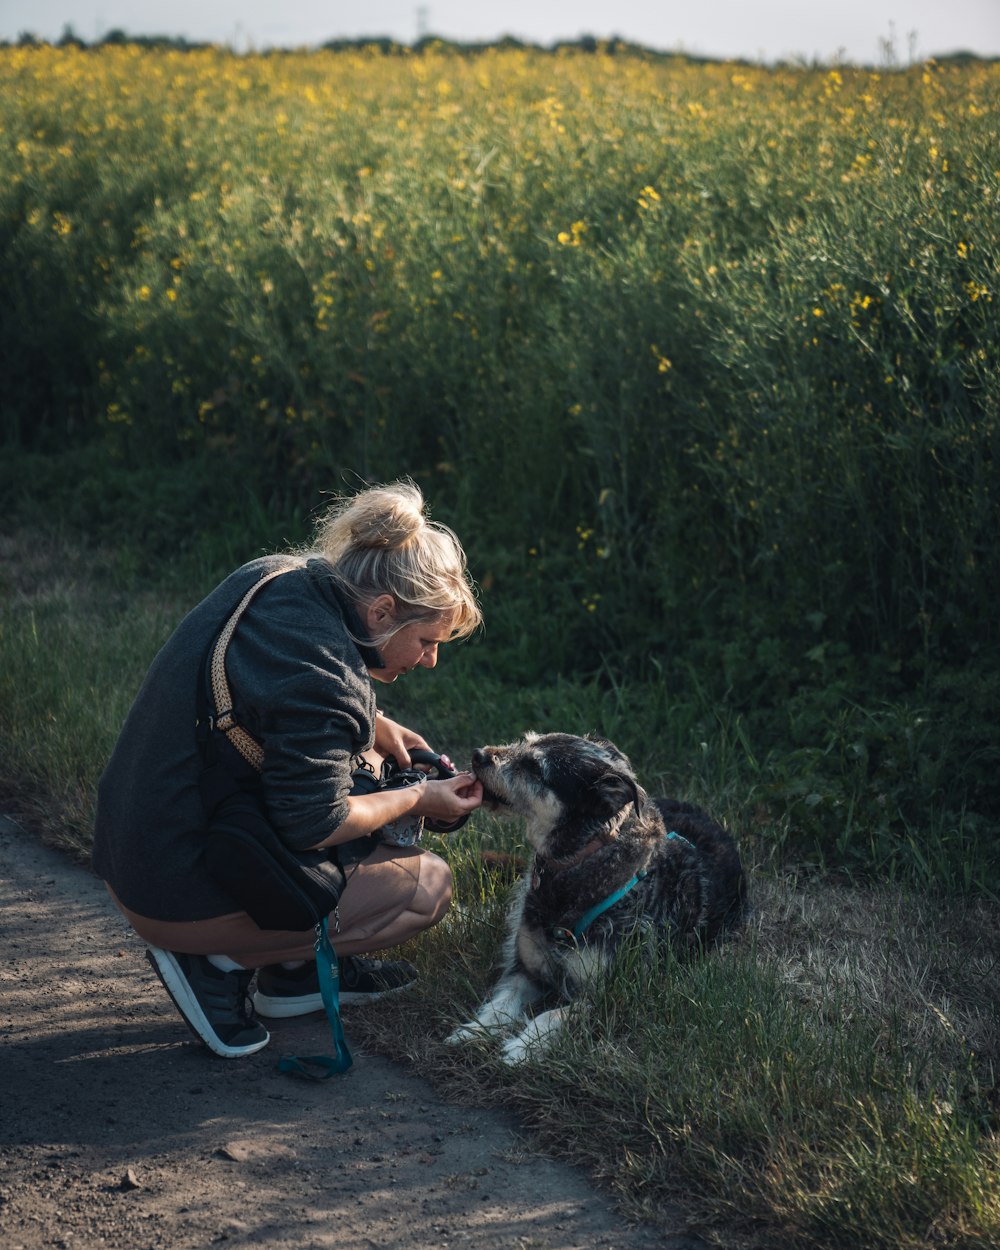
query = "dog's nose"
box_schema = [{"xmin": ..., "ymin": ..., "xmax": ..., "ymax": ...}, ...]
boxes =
[{"xmin": 471, "ymin": 748, "xmax": 487, "ymax": 768}]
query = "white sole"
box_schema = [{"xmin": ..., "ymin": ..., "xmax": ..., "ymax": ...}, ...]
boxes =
[
  {"xmin": 253, "ymin": 984, "xmax": 411, "ymax": 1017},
  {"xmin": 252, "ymin": 990, "xmax": 325, "ymax": 1019},
  {"xmin": 146, "ymin": 948, "xmax": 270, "ymax": 1058}
]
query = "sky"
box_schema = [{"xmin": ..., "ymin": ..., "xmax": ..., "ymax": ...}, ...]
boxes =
[{"xmin": 1, "ymin": 0, "xmax": 997, "ymax": 65}]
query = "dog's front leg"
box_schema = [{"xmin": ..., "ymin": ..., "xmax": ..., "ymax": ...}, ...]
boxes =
[{"xmin": 446, "ymin": 972, "xmax": 544, "ymax": 1045}]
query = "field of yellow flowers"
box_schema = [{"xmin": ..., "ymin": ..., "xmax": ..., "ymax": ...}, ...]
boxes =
[{"xmin": 1, "ymin": 44, "xmax": 998, "ymax": 887}]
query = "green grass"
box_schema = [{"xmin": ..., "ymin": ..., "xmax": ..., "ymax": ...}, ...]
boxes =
[{"xmin": 0, "ymin": 533, "xmax": 169, "ymax": 853}]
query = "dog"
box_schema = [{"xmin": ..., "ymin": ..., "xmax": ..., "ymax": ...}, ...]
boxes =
[{"xmin": 447, "ymin": 732, "xmax": 748, "ymax": 1063}]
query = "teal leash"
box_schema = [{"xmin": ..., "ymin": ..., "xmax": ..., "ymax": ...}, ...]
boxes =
[
  {"xmin": 276, "ymin": 916, "xmax": 353, "ymax": 1079},
  {"xmin": 566, "ymin": 830, "xmax": 694, "ymax": 942},
  {"xmin": 570, "ymin": 871, "xmax": 646, "ymax": 940}
]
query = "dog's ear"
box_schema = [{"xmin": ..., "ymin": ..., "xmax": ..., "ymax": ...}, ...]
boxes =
[{"xmin": 595, "ymin": 769, "xmax": 644, "ymax": 819}]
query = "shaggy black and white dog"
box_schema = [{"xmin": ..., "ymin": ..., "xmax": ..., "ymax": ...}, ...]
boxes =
[{"xmin": 448, "ymin": 732, "xmax": 748, "ymax": 1063}]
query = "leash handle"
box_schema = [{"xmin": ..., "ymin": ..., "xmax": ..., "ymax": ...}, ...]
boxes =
[
  {"xmin": 401, "ymin": 749, "xmax": 472, "ymax": 834},
  {"xmin": 406, "ymin": 748, "xmax": 456, "ymax": 779}
]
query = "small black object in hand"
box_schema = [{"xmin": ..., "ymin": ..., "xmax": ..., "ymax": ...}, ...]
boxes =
[{"xmin": 385, "ymin": 748, "xmax": 471, "ymax": 834}]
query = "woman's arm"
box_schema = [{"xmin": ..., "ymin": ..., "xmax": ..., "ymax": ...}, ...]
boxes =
[{"xmin": 309, "ymin": 772, "xmax": 483, "ymax": 849}]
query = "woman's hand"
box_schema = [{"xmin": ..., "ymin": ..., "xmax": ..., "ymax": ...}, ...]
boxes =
[
  {"xmin": 373, "ymin": 712, "xmax": 429, "ymax": 768},
  {"xmin": 413, "ymin": 773, "xmax": 483, "ymax": 824},
  {"xmin": 326, "ymin": 771, "xmax": 479, "ymax": 848}
]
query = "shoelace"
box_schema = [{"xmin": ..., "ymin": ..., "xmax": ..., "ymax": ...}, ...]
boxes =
[{"xmin": 235, "ymin": 973, "xmax": 258, "ymax": 1026}]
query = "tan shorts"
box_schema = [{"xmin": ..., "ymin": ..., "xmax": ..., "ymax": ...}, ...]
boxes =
[{"xmin": 108, "ymin": 842, "xmax": 446, "ymax": 966}]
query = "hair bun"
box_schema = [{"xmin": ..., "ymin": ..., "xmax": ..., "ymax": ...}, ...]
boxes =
[{"xmin": 347, "ymin": 486, "xmax": 424, "ymax": 551}]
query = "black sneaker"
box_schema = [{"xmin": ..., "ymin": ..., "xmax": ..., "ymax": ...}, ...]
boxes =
[
  {"xmin": 339, "ymin": 954, "xmax": 418, "ymax": 1003},
  {"xmin": 253, "ymin": 961, "xmax": 324, "ymax": 1019},
  {"xmin": 145, "ymin": 947, "xmax": 270, "ymax": 1058}
]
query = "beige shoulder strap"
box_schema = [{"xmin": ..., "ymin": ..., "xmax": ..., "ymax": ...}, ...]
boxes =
[{"xmin": 209, "ymin": 567, "xmax": 292, "ymax": 772}]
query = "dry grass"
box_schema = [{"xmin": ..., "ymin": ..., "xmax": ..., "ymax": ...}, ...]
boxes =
[
  {"xmin": 350, "ymin": 847, "xmax": 1000, "ymax": 1249},
  {"xmin": 750, "ymin": 874, "xmax": 999, "ymax": 1086}
]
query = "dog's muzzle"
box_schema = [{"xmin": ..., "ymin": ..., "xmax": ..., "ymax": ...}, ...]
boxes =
[{"xmin": 470, "ymin": 749, "xmax": 509, "ymax": 809}]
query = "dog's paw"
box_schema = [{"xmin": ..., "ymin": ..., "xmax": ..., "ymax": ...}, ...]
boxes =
[
  {"xmin": 499, "ymin": 1033, "xmax": 534, "ymax": 1065},
  {"xmin": 445, "ymin": 1020, "xmax": 493, "ymax": 1046},
  {"xmin": 498, "ymin": 1007, "xmax": 570, "ymax": 1065}
]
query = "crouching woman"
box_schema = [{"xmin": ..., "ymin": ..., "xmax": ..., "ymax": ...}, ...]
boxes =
[{"xmin": 93, "ymin": 480, "xmax": 483, "ymax": 1057}]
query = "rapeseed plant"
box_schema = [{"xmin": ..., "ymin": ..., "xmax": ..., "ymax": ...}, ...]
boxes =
[{"xmin": 1, "ymin": 44, "xmax": 997, "ymax": 888}]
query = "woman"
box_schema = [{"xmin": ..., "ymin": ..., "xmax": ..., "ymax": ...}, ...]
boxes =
[{"xmin": 93, "ymin": 480, "xmax": 483, "ymax": 1058}]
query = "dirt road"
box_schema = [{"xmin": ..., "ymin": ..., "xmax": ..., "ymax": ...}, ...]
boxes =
[{"xmin": 0, "ymin": 814, "xmax": 709, "ymax": 1250}]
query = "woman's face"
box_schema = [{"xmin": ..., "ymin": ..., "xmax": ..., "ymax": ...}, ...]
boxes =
[{"xmin": 366, "ymin": 598, "xmax": 456, "ymax": 683}]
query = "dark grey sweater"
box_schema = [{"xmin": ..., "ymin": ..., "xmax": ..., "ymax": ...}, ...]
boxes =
[{"xmin": 93, "ymin": 554, "xmax": 380, "ymax": 921}]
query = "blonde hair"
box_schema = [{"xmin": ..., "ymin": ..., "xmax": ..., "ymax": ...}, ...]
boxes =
[{"xmin": 312, "ymin": 480, "xmax": 481, "ymax": 643}]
